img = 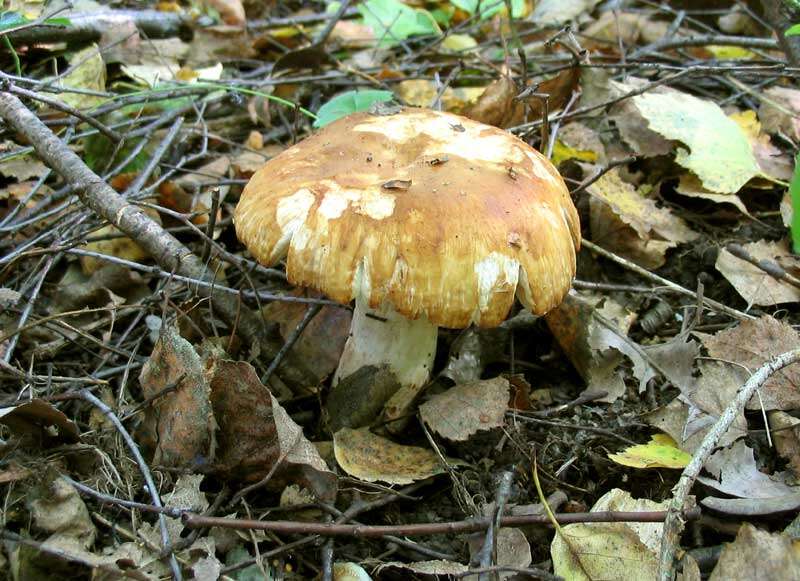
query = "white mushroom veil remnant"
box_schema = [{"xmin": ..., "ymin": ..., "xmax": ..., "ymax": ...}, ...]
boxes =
[{"xmin": 234, "ymin": 107, "xmax": 581, "ymax": 415}]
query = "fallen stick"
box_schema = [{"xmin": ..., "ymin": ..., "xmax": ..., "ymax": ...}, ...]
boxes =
[{"xmin": 182, "ymin": 507, "xmax": 701, "ymax": 537}]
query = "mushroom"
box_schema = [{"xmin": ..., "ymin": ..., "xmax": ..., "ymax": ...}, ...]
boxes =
[{"xmin": 234, "ymin": 107, "xmax": 580, "ymax": 419}]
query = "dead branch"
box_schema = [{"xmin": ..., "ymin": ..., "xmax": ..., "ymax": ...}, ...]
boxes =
[
  {"xmin": 4, "ymin": 9, "xmax": 192, "ymax": 45},
  {"xmin": 183, "ymin": 507, "xmax": 701, "ymax": 537}
]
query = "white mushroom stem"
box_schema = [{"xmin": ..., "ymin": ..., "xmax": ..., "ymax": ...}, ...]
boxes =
[{"xmin": 333, "ymin": 297, "xmax": 438, "ymax": 393}]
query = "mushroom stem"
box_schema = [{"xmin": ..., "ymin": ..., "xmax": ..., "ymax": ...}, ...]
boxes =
[{"xmin": 334, "ymin": 297, "xmax": 437, "ymax": 392}]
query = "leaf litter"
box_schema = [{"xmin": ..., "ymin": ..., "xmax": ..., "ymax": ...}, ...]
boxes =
[{"xmin": 4, "ymin": 0, "xmax": 800, "ymax": 578}]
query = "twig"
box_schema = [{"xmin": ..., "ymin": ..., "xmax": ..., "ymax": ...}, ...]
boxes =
[
  {"xmin": 63, "ymin": 475, "xmax": 187, "ymax": 518},
  {"xmin": 5, "ymin": 9, "xmax": 191, "ymax": 45},
  {"xmin": 2, "ymin": 80, "xmax": 122, "ymax": 143},
  {"xmin": 658, "ymin": 347, "xmax": 800, "ymax": 581},
  {"xmin": 474, "ymin": 470, "xmax": 514, "ymax": 580},
  {"xmin": 571, "ymin": 156, "xmax": 638, "ymax": 195},
  {"xmin": 183, "ymin": 508, "xmax": 701, "ymax": 537},
  {"xmin": 261, "ymin": 304, "xmax": 323, "ymax": 384},
  {"xmin": 725, "ymin": 242, "xmax": 800, "ymax": 290},
  {"xmin": 581, "ymin": 239, "xmax": 753, "ymax": 321},
  {"xmin": 78, "ymin": 389, "xmax": 182, "ymax": 580}
]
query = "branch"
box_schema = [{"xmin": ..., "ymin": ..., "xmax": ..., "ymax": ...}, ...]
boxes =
[
  {"xmin": 183, "ymin": 508, "xmax": 701, "ymax": 537},
  {"xmin": 5, "ymin": 9, "xmax": 192, "ymax": 45}
]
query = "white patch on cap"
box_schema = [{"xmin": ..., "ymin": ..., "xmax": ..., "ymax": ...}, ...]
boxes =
[
  {"xmin": 474, "ymin": 252, "xmax": 519, "ymax": 313},
  {"xmin": 526, "ymin": 151, "xmax": 561, "ymax": 184},
  {"xmin": 273, "ymin": 189, "xmax": 315, "ymax": 260},
  {"xmin": 354, "ymin": 111, "xmax": 525, "ymax": 166},
  {"xmin": 318, "ymin": 187, "xmax": 396, "ymax": 220}
]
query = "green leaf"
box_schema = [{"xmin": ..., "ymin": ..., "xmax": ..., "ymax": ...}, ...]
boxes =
[
  {"xmin": 790, "ymin": 152, "xmax": 800, "ymax": 254},
  {"xmin": 449, "ymin": 0, "xmax": 525, "ymax": 19},
  {"xmin": 786, "ymin": 23, "xmax": 800, "ymax": 37},
  {"xmin": 632, "ymin": 91, "xmax": 760, "ymax": 194},
  {"xmin": 358, "ymin": 0, "xmax": 440, "ymax": 47},
  {"xmin": 314, "ymin": 90, "xmax": 394, "ymax": 128}
]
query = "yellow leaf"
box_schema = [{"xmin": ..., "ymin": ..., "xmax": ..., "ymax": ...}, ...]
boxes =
[
  {"xmin": 551, "ymin": 140, "xmax": 598, "ymax": 165},
  {"xmin": 441, "ymin": 34, "xmax": 477, "ymax": 52},
  {"xmin": 608, "ymin": 434, "xmax": 691, "ymax": 469},
  {"xmin": 706, "ymin": 45, "xmax": 756, "ymax": 60}
]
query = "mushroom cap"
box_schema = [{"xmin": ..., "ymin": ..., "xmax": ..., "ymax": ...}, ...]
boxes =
[{"xmin": 235, "ymin": 107, "xmax": 580, "ymax": 328}]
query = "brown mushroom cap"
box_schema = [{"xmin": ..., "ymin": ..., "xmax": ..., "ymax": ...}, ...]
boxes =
[{"xmin": 235, "ymin": 107, "xmax": 580, "ymax": 328}]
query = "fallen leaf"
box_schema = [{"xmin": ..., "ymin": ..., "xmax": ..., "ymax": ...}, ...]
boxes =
[
  {"xmin": 397, "ymin": 79, "xmax": 485, "ymax": 113},
  {"xmin": 551, "ymin": 489, "xmax": 667, "ymax": 581},
  {"xmin": 674, "ymin": 173, "xmax": 750, "ymax": 215},
  {"xmin": 608, "ymin": 433, "xmax": 691, "ymax": 469},
  {"xmin": 419, "ymin": 377, "xmax": 509, "ymax": 441},
  {"xmin": 633, "ymin": 91, "xmax": 760, "ymax": 193},
  {"xmin": 770, "ymin": 410, "xmax": 800, "ymax": 479},
  {"xmin": 202, "ymin": 0, "xmax": 245, "ymax": 26},
  {"xmin": 333, "ymin": 562, "xmax": 373, "ymax": 580},
  {"xmin": 709, "ymin": 524, "xmax": 800, "ymax": 580},
  {"xmin": 262, "ymin": 291, "xmax": 351, "ymax": 386},
  {"xmin": 138, "ymin": 324, "xmax": 213, "ymax": 467},
  {"xmin": 0, "ymin": 399, "xmax": 80, "ymax": 446},
  {"xmin": 462, "ymin": 76, "xmax": 523, "ymax": 128},
  {"xmin": 697, "ymin": 440, "xmax": 798, "ymax": 500},
  {"xmin": 679, "ymin": 361, "xmax": 748, "ymax": 451},
  {"xmin": 698, "ymin": 316, "xmax": 800, "ymax": 411},
  {"xmin": 583, "ymin": 11, "xmax": 669, "ymax": 48},
  {"xmin": 53, "ymin": 44, "xmax": 107, "ymax": 110},
  {"xmin": 716, "ymin": 239, "xmax": 800, "ymax": 306},
  {"xmin": 588, "ymin": 168, "xmax": 698, "ymax": 269},
  {"xmin": 206, "ymin": 351, "xmax": 336, "ymax": 499},
  {"xmin": 468, "ymin": 527, "xmax": 531, "ymax": 580},
  {"xmin": 730, "ymin": 110, "xmax": 793, "ymax": 182},
  {"xmin": 326, "ymin": 365, "xmax": 400, "ymax": 432},
  {"xmin": 532, "ymin": 0, "xmax": 601, "ymax": 24},
  {"xmin": 378, "ymin": 560, "xmax": 468, "ymax": 576},
  {"xmin": 758, "ymin": 86, "xmax": 800, "ymax": 142},
  {"xmin": 546, "ymin": 292, "xmax": 634, "ymax": 402},
  {"xmin": 333, "ymin": 427, "xmax": 449, "ymax": 485}
]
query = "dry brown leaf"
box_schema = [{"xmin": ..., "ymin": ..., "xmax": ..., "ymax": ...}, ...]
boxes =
[
  {"xmin": 0, "ymin": 399, "xmax": 80, "ymax": 446},
  {"xmin": 759, "ymin": 86, "xmax": 800, "ymax": 141},
  {"xmin": 589, "ymin": 168, "xmax": 698, "ymax": 268},
  {"xmin": 396, "ymin": 79, "xmax": 485, "ymax": 113},
  {"xmin": 716, "ymin": 239, "xmax": 800, "ymax": 306},
  {"xmin": 730, "ymin": 110, "xmax": 793, "ymax": 182},
  {"xmin": 698, "ymin": 316, "xmax": 800, "ymax": 411},
  {"xmin": 770, "ymin": 411, "xmax": 800, "ymax": 479},
  {"xmin": 709, "ymin": 524, "xmax": 800, "ymax": 580},
  {"xmin": 463, "ymin": 75, "xmax": 524, "ymax": 128},
  {"xmin": 583, "ymin": 11, "xmax": 669, "ymax": 48},
  {"xmin": 419, "ymin": 377, "xmax": 509, "ymax": 441},
  {"xmin": 698, "ymin": 440, "xmax": 798, "ymax": 504},
  {"xmin": 333, "ymin": 427, "xmax": 448, "ymax": 485},
  {"xmin": 262, "ymin": 291, "xmax": 351, "ymax": 387},
  {"xmin": 674, "ymin": 173, "xmax": 750, "ymax": 215},
  {"xmin": 546, "ymin": 291, "xmax": 634, "ymax": 402},
  {"xmin": 139, "ymin": 325, "xmax": 213, "ymax": 467},
  {"xmin": 205, "ymin": 351, "xmax": 336, "ymax": 498},
  {"xmin": 203, "ymin": 0, "xmax": 246, "ymax": 26}
]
